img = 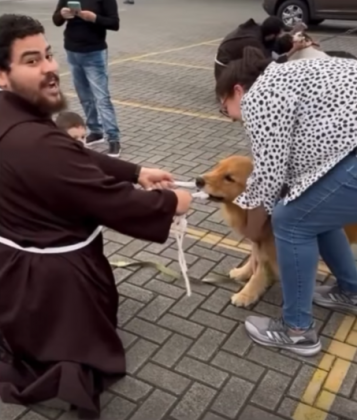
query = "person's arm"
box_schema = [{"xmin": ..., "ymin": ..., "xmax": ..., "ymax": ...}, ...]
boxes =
[
  {"xmin": 21, "ymin": 126, "xmax": 178, "ymax": 244},
  {"xmin": 95, "ymin": 0, "xmax": 120, "ymax": 31},
  {"xmin": 52, "ymin": 0, "xmax": 67, "ymax": 26},
  {"xmin": 235, "ymin": 89, "xmax": 297, "ymax": 242},
  {"xmin": 86, "ymin": 148, "xmax": 140, "ymax": 183}
]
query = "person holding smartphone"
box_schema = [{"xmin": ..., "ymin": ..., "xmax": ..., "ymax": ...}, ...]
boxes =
[{"xmin": 52, "ymin": 0, "xmax": 122, "ymax": 157}]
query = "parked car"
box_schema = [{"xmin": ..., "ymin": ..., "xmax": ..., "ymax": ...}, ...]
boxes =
[{"xmin": 263, "ymin": 0, "xmax": 357, "ymax": 26}]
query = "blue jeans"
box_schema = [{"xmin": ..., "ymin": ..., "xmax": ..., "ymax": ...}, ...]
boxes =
[
  {"xmin": 66, "ymin": 49, "xmax": 120, "ymax": 142},
  {"xmin": 272, "ymin": 153, "xmax": 357, "ymax": 329}
]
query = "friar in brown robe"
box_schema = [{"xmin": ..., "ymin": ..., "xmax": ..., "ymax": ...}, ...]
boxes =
[{"xmin": 0, "ymin": 14, "xmax": 186, "ymax": 419}]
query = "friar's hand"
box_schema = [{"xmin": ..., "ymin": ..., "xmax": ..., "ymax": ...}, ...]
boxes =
[{"xmin": 138, "ymin": 168, "xmax": 174, "ymax": 189}]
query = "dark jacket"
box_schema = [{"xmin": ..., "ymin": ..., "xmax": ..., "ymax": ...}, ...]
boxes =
[{"xmin": 52, "ymin": 0, "xmax": 120, "ymax": 52}]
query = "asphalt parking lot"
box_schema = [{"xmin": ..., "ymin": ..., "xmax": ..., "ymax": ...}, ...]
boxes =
[{"xmin": 2, "ymin": 0, "xmax": 357, "ymax": 419}]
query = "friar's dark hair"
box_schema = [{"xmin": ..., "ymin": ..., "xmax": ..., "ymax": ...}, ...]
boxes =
[
  {"xmin": 216, "ymin": 47, "xmax": 272, "ymax": 98},
  {"xmin": 0, "ymin": 14, "xmax": 45, "ymax": 71}
]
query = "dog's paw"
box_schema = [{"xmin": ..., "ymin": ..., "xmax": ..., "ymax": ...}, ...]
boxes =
[
  {"xmin": 231, "ymin": 291, "xmax": 258, "ymax": 307},
  {"xmin": 229, "ymin": 267, "xmax": 249, "ymax": 282}
]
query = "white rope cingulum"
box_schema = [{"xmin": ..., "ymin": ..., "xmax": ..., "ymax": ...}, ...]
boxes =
[{"xmin": 172, "ymin": 181, "xmax": 208, "ymax": 296}]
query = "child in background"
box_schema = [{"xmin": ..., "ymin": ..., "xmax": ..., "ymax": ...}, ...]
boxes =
[{"xmin": 55, "ymin": 111, "xmax": 86, "ymax": 142}]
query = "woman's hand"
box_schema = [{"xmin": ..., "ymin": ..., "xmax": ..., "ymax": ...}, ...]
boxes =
[{"xmin": 241, "ymin": 206, "xmax": 270, "ymax": 242}]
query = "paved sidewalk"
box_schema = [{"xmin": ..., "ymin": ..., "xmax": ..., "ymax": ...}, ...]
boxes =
[{"xmin": 2, "ymin": 1, "xmax": 357, "ymax": 419}]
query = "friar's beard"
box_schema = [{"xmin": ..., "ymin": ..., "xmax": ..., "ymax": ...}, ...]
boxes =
[{"xmin": 7, "ymin": 72, "xmax": 68, "ymax": 116}]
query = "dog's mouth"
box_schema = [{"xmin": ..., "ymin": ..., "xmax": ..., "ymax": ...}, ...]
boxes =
[{"xmin": 207, "ymin": 194, "xmax": 225, "ymax": 202}]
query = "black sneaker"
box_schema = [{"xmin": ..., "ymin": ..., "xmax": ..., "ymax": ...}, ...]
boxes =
[
  {"xmin": 245, "ymin": 316, "xmax": 322, "ymax": 356},
  {"xmin": 86, "ymin": 133, "xmax": 104, "ymax": 147},
  {"xmin": 124, "ymin": 0, "xmax": 134, "ymax": 4},
  {"xmin": 108, "ymin": 142, "xmax": 121, "ymax": 157},
  {"xmin": 314, "ymin": 285, "xmax": 357, "ymax": 315}
]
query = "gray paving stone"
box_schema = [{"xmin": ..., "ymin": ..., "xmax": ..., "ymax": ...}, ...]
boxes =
[
  {"xmin": 158, "ymin": 314, "xmax": 204, "ymax": 338},
  {"xmin": 125, "ymin": 338, "xmax": 159, "ymax": 374},
  {"xmin": 248, "ymin": 346, "xmax": 301, "ymax": 376},
  {"xmin": 322, "ymin": 311, "xmax": 349, "ymax": 339},
  {"xmin": 202, "ymin": 414, "xmax": 226, "ymax": 420},
  {"xmin": 110, "ymin": 376, "xmax": 152, "ymax": 402},
  {"xmin": 188, "ymin": 245, "xmax": 225, "ymax": 263},
  {"xmin": 101, "ymin": 396, "xmax": 136, "ymax": 420},
  {"xmin": 117, "ymin": 329, "xmax": 138, "ymax": 350},
  {"xmin": 190, "ymin": 309, "xmax": 236, "ymax": 333},
  {"xmin": 16, "ymin": 412, "xmax": 47, "ymax": 420},
  {"xmin": 211, "ymin": 351, "xmax": 264, "ymax": 382},
  {"xmin": 288, "ymin": 364, "xmax": 315, "ymax": 400},
  {"xmin": 169, "ymin": 293, "xmax": 205, "ymax": 318},
  {"xmin": 187, "ymin": 258, "xmax": 217, "ymax": 280},
  {"xmin": 250, "ymin": 370, "xmax": 290, "ymax": 410},
  {"xmin": 137, "ymin": 295, "xmax": 175, "ymax": 322},
  {"xmin": 278, "ymin": 397, "xmax": 339, "ymax": 420},
  {"xmin": 175, "ymin": 356, "xmax": 228, "ymax": 388},
  {"xmin": 239, "ymin": 405, "xmax": 286, "ymax": 420},
  {"xmin": 129, "ymin": 389, "xmax": 177, "ymax": 420},
  {"xmin": 118, "ymin": 283, "xmax": 154, "ymax": 303},
  {"xmin": 152, "ymin": 333, "xmax": 193, "ymax": 368},
  {"xmin": 222, "ymin": 324, "xmax": 252, "ymax": 356},
  {"xmin": 187, "ymin": 328, "xmax": 226, "ymax": 361},
  {"xmin": 330, "ymin": 395, "xmax": 357, "ymax": 419},
  {"xmin": 170, "ymin": 382, "xmax": 217, "ymax": 420},
  {"xmin": 135, "ymin": 251, "xmax": 172, "ymax": 268},
  {"xmin": 137, "ymin": 362, "xmax": 191, "ymax": 395},
  {"xmin": 118, "ymin": 299, "xmax": 145, "ymax": 327},
  {"xmin": 119, "ymin": 240, "xmax": 148, "ymax": 258},
  {"xmin": 211, "ymin": 376, "xmax": 253, "ymax": 418},
  {"xmin": 145, "ymin": 279, "xmax": 185, "ymax": 299},
  {"xmin": 0, "ymin": 402, "xmax": 27, "ymax": 420},
  {"xmin": 127, "ymin": 267, "xmax": 158, "ymax": 286},
  {"xmin": 125, "ymin": 318, "xmax": 172, "ymax": 344},
  {"xmin": 200, "ymin": 289, "xmax": 231, "ymax": 314}
]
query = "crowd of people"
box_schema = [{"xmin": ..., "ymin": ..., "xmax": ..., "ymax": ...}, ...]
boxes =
[{"xmin": 1, "ymin": 4, "xmax": 357, "ymax": 419}]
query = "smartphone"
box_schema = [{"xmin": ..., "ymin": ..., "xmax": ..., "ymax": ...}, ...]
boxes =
[{"xmin": 67, "ymin": 1, "xmax": 81, "ymax": 11}]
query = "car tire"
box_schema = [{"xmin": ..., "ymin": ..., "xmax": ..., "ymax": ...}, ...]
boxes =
[{"xmin": 277, "ymin": 0, "xmax": 309, "ymax": 26}]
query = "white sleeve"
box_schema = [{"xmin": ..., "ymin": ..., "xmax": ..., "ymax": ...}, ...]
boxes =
[{"xmin": 235, "ymin": 89, "xmax": 297, "ymax": 215}]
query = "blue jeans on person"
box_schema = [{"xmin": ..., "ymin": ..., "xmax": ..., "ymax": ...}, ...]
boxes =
[
  {"xmin": 272, "ymin": 153, "xmax": 357, "ymax": 330},
  {"xmin": 66, "ymin": 49, "xmax": 120, "ymax": 143}
]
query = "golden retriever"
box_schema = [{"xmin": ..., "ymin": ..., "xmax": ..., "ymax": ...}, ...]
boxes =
[{"xmin": 197, "ymin": 155, "xmax": 357, "ymax": 307}]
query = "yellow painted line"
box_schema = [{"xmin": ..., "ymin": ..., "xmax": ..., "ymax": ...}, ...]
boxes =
[
  {"xmin": 65, "ymin": 92, "xmax": 228, "ymax": 122},
  {"xmin": 347, "ymin": 330, "xmax": 357, "ymax": 346},
  {"xmin": 134, "ymin": 59, "xmax": 212, "ymax": 70},
  {"xmin": 301, "ymin": 369, "xmax": 328, "ymax": 405},
  {"xmin": 334, "ymin": 315, "xmax": 355, "ymax": 342},
  {"xmin": 293, "ymin": 403, "xmax": 328, "ymax": 420},
  {"xmin": 293, "ymin": 315, "xmax": 357, "ymax": 420},
  {"xmin": 324, "ymin": 358, "xmax": 350, "ymax": 393},
  {"xmin": 327, "ymin": 339, "xmax": 356, "ymax": 361},
  {"xmin": 315, "ymin": 390, "xmax": 335, "ymax": 413},
  {"xmin": 59, "ymin": 38, "xmax": 222, "ymax": 77}
]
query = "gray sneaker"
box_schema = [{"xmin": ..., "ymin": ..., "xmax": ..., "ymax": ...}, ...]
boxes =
[
  {"xmin": 245, "ymin": 316, "xmax": 322, "ymax": 356},
  {"xmin": 314, "ymin": 285, "xmax": 357, "ymax": 315}
]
